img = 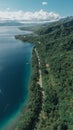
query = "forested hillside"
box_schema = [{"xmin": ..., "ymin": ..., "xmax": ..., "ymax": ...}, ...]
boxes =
[{"xmin": 15, "ymin": 18, "xmax": 73, "ymax": 130}]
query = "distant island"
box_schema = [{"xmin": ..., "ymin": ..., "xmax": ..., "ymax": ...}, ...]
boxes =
[{"xmin": 15, "ymin": 17, "xmax": 73, "ymax": 130}]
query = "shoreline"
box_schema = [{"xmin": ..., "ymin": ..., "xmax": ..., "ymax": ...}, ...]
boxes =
[
  {"xmin": 13, "ymin": 47, "xmax": 43, "ymax": 130},
  {"xmin": 1, "ymin": 44, "xmax": 33, "ymax": 130},
  {"xmin": 13, "ymin": 19, "xmax": 73, "ymax": 129}
]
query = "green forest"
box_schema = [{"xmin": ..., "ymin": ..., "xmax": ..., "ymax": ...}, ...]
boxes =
[{"xmin": 15, "ymin": 17, "xmax": 73, "ymax": 130}]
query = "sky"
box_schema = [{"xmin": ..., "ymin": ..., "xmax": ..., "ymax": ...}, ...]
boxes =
[{"xmin": 0, "ymin": 0, "xmax": 73, "ymax": 22}]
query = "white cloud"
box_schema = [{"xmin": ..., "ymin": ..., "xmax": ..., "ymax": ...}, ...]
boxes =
[
  {"xmin": 0, "ymin": 9, "xmax": 61, "ymax": 22},
  {"xmin": 6, "ymin": 8, "xmax": 10, "ymax": 11},
  {"xmin": 42, "ymin": 2, "xmax": 48, "ymax": 5}
]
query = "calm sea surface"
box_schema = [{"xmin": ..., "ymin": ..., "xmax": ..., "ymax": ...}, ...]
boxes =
[{"xmin": 0, "ymin": 26, "xmax": 33, "ymax": 129}]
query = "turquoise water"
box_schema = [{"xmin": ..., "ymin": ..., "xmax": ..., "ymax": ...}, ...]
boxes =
[{"xmin": 0, "ymin": 26, "xmax": 33, "ymax": 129}]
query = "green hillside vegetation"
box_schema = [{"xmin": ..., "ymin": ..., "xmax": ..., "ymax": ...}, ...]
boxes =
[
  {"xmin": 15, "ymin": 18, "xmax": 73, "ymax": 130},
  {"xmin": 15, "ymin": 49, "xmax": 42, "ymax": 130}
]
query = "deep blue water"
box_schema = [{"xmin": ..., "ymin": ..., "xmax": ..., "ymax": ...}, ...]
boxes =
[{"xmin": 0, "ymin": 26, "xmax": 33, "ymax": 129}]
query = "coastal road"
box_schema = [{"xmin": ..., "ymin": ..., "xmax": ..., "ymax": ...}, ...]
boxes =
[{"xmin": 35, "ymin": 48, "xmax": 45, "ymax": 98}]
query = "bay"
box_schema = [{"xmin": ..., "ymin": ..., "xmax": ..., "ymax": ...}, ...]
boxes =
[{"xmin": 0, "ymin": 26, "xmax": 33, "ymax": 129}]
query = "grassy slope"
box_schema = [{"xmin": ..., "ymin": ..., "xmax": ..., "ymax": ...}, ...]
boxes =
[{"xmin": 15, "ymin": 18, "xmax": 73, "ymax": 130}]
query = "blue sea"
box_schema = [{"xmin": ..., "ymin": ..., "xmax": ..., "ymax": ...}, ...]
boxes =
[{"xmin": 0, "ymin": 26, "xmax": 33, "ymax": 129}]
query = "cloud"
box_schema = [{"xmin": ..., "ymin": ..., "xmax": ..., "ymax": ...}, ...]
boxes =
[
  {"xmin": 42, "ymin": 2, "xmax": 48, "ymax": 5},
  {"xmin": 6, "ymin": 8, "xmax": 10, "ymax": 11},
  {"xmin": 0, "ymin": 9, "xmax": 61, "ymax": 22}
]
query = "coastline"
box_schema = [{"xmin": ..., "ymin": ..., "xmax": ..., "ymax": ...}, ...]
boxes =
[
  {"xmin": 1, "ymin": 44, "xmax": 42, "ymax": 130},
  {"xmin": 13, "ymin": 47, "xmax": 43, "ymax": 130},
  {"xmin": 10, "ymin": 19, "xmax": 73, "ymax": 129},
  {"xmin": 1, "ymin": 43, "xmax": 33, "ymax": 130}
]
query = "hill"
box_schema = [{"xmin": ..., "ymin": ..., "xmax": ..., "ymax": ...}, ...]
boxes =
[{"xmin": 15, "ymin": 17, "xmax": 73, "ymax": 130}]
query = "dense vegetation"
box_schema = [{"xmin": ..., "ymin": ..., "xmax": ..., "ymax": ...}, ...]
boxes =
[
  {"xmin": 15, "ymin": 50, "xmax": 42, "ymax": 130},
  {"xmin": 15, "ymin": 17, "xmax": 73, "ymax": 130}
]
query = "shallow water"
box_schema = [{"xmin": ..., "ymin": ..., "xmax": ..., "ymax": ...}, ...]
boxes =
[{"xmin": 0, "ymin": 26, "xmax": 33, "ymax": 129}]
